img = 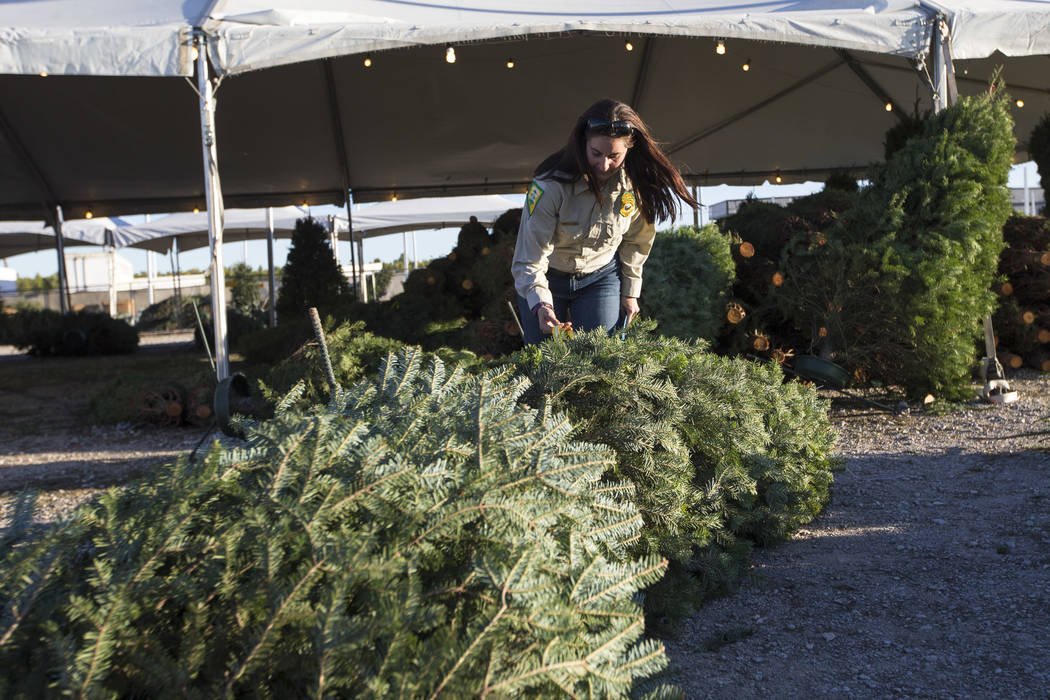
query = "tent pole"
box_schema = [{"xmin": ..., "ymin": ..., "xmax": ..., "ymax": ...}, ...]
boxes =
[
  {"xmin": 412, "ymin": 232, "xmax": 418, "ymax": 270},
  {"xmin": 403, "ymin": 232, "xmax": 409, "ymax": 274},
  {"xmin": 107, "ymin": 230, "xmax": 117, "ymax": 318},
  {"xmin": 196, "ymin": 33, "xmax": 229, "ymax": 380},
  {"xmin": 145, "ymin": 214, "xmax": 156, "ymax": 306},
  {"xmin": 53, "ymin": 205, "xmax": 68, "ymax": 314},
  {"xmin": 357, "ymin": 238, "xmax": 366, "ymax": 302},
  {"xmin": 692, "ymin": 184, "xmax": 699, "ymax": 228},
  {"xmin": 266, "ymin": 206, "xmax": 277, "ymax": 327}
]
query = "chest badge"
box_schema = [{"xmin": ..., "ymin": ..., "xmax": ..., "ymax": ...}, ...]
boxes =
[{"xmin": 619, "ymin": 191, "xmax": 635, "ymax": 217}]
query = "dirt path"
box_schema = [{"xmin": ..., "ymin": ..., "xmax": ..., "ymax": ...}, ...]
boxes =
[{"xmin": 665, "ymin": 374, "xmax": 1050, "ymax": 698}]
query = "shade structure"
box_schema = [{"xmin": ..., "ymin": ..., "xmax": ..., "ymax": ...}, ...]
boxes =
[
  {"xmin": 344, "ymin": 195, "xmax": 523, "ymax": 241},
  {"xmin": 2, "ymin": 2, "xmax": 1049, "ymax": 221},
  {"xmin": 0, "ymin": 217, "xmax": 121, "ymax": 258},
  {"xmin": 112, "ymin": 206, "xmax": 311, "ymax": 253}
]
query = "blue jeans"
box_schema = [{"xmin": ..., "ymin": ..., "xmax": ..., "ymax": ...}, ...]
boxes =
[{"xmin": 517, "ymin": 258, "xmax": 622, "ymax": 345}]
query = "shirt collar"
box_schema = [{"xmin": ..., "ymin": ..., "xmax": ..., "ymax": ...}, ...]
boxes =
[{"xmin": 574, "ymin": 168, "xmax": 628, "ymax": 196}]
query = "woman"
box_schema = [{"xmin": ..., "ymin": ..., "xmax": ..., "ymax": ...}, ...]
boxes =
[{"xmin": 512, "ymin": 98, "xmax": 698, "ymax": 344}]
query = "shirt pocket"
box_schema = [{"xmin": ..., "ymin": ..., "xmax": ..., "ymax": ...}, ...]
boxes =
[{"xmin": 556, "ymin": 219, "xmax": 586, "ymax": 243}]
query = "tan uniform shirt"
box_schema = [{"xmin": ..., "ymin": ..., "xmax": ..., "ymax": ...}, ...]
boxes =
[{"xmin": 512, "ymin": 167, "xmax": 655, "ymax": 310}]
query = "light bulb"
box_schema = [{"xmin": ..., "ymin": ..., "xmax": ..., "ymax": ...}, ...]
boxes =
[
  {"xmin": 715, "ymin": 40, "xmax": 726, "ymax": 55},
  {"xmin": 193, "ymin": 207, "xmax": 200, "ymax": 213},
  {"xmin": 742, "ymin": 59, "xmax": 750, "ymax": 71},
  {"xmin": 506, "ymin": 58, "xmax": 515, "ymax": 69},
  {"xmin": 84, "ymin": 211, "xmax": 93, "ymax": 219},
  {"xmin": 1016, "ymin": 99, "xmax": 1025, "ymax": 108},
  {"xmin": 391, "ymin": 194, "xmax": 398, "ymax": 201},
  {"xmin": 445, "ymin": 45, "xmax": 456, "ymax": 64},
  {"xmin": 625, "ymin": 40, "xmax": 634, "ymax": 52},
  {"xmin": 775, "ymin": 175, "xmax": 782, "ymax": 184},
  {"xmin": 39, "ymin": 72, "xmax": 48, "ymax": 77},
  {"xmin": 885, "ymin": 102, "xmax": 893, "ymax": 112},
  {"xmin": 191, "ymin": 46, "xmax": 199, "ymax": 61},
  {"xmin": 363, "ymin": 56, "xmax": 372, "ymax": 67}
]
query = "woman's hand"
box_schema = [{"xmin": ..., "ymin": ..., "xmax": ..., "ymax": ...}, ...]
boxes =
[
  {"xmin": 537, "ymin": 305, "xmax": 561, "ymax": 335},
  {"xmin": 621, "ymin": 296, "xmax": 640, "ymax": 325}
]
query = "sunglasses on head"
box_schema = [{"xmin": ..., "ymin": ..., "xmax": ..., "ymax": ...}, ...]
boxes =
[{"xmin": 586, "ymin": 118, "xmax": 634, "ymax": 136}]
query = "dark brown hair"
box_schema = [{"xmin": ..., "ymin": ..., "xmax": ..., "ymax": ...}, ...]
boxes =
[{"xmin": 534, "ymin": 98, "xmax": 698, "ymax": 223}]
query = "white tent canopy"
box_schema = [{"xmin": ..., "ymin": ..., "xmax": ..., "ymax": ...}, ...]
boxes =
[
  {"xmin": 0, "ymin": 217, "xmax": 122, "ymax": 258},
  {"xmin": 344, "ymin": 195, "xmax": 522, "ymax": 240}
]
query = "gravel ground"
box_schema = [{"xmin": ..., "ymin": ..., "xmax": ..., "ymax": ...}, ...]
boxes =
[
  {"xmin": 665, "ymin": 372, "xmax": 1050, "ymax": 699},
  {"xmin": 1, "ymin": 349, "xmax": 1048, "ymax": 698}
]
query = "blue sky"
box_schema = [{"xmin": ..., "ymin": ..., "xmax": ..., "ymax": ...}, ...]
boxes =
[{"xmin": 2, "ymin": 161, "xmax": 1042, "ymax": 279}]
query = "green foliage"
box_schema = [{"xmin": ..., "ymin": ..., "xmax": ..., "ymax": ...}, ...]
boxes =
[
  {"xmin": 502, "ymin": 324, "xmax": 837, "ymax": 622},
  {"xmin": 777, "ymin": 85, "xmax": 1015, "ymax": 399},
  {"xmin": 640, "ymin": 225, "xmax": 735, "ymax": 341},
  {"xmin": 4, "ymin": 307, "xmax": 139, "ymax": 356},
  {"xmin": 14, "ymin": 273, "xmax": 58, "ymax": 293},
  {"xmin": 257, "ymin": 320, "xmax": 404, "ymax": 407},
  {"xmin": 227, "ymin": 262, "xmax": 264, "ymax": 314},
  {"xmin": 0, "ymin": 348, "xmax": 675, "ymax": 697},
  {"xmin": 344, "ymin": 210, "xmax": 524, "ymax": 359},
  {"xmin": 276, "ymin": 216, "xmax": 351, "ymax": 321},
  {"xmin": 1028, "ymin": 111, "xmax": 1050, "ymax": 215}
]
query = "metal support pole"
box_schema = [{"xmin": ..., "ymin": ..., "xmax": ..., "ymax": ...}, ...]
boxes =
[
  {"xmin": 53, "ymin": 205, "xmax": 68, "ymax": 314},
  {"xmin": 403, "ymin": 231, "xmax": 409, "ymax": 273},
  {"xmin": 692, "ymin": 184, "xmax": 700, "ymax": 228},
  {"xmin": 107, "ymin": 230, "xmax": 117, "ymax": 317},
  {"xmin": 146, "ymin": 214, "xmax": 156, "ymax": 306},
  {"xmin": 196, "ymin": 34, "xmax": 229, "ymax": 380},
  {"xmin": 266, "ymin": 206, "xmax": 277, "ymax": 327},
  {"xmin": 357, "ymin": 238, "xmax": 366, "ymax": 302},
  {"xmin": 412, "ymin": 231, "xmax": 418, "ymax": 270}
]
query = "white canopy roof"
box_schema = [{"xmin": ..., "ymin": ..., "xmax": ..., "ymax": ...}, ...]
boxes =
[
  {"xmin": 0, "ymin": 217, "xmax": 120, "ymax": 258},
  {"xmin": 1, "ymin": 2, "xmax": 1048, "ymax": 221},
  {"xmin": 344, "ymin": 195, "xmax": 522, "ymax": 239},
  {"xmin": 110, "ymin": 195, "xmax": 522, "ymax": 253}
]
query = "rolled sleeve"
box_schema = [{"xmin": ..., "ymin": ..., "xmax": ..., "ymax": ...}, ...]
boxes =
[
  {"xmin": 617, "ymin": 214, "xmax": 655, "ymax": 298},
  {"xmin": 511, "ymin": 181, "xmax": 561, "ymax": 310}
]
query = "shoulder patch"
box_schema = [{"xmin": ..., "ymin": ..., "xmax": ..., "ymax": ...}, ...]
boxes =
[
  {"xmin": 526, "ymin": 181, "xmax": 545, "ymax": 216},
  {"xmin": 619, "ymin": 191, "xmax": 636, "ymax": 217}
]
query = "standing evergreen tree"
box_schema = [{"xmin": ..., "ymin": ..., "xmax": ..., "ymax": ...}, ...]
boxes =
[
  {"xmin": 276, "ymin": 216, "xmax": 351, "ymax": 321},
  {"xmin": 777, "ymin": 80, "xmax": 1015, "ymax": 399}
]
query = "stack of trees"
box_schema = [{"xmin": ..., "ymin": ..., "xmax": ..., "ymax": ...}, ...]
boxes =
[
  {"xmin": 991, "ymin": 215, "xmax": 1050, "ymax": 371},
  {"xmin": 715, "ymin": 179, "xmax": 858, "ymax": 361}
]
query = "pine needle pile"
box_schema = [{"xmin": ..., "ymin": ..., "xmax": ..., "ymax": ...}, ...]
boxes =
[
  {"xmin": 1, "ymin": 348, "xmax": 678, "ymax": 698},
  {"xmin": 639, "ymin": 224, "xmax": 736, "ymax": 342},
  {"xmin": 504, "ymin": 324, "xmax": 838, "ymax": 622}
]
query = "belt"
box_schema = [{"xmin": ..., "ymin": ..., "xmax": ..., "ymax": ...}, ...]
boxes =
[{"xmin": 549, "ymin": 258, "xmax": 617, "ymax": 280}]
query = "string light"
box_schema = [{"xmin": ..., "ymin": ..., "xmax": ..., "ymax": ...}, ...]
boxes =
[
  {"xmin": 445, "ymin": 45, "xmax": 456, "ymax": 64},
  {"xmin": 506, "ymin": 58, "xmax": 515, "ymax": 69},
  {"xmin": 715, "ymin": 40, "xmax": 726, "ymax": 55},
  {"xmin": 84, "ymin": 210, "xmax": 93, "ymax": 219},
  {"xmin": 742, "ymin": 58, "xmax": 751, "ymax": 72},
  {"xmin": 39, "ymin": 72, "xmax": 48, "ymax": 77},
  {"xmin": 625, "ymin": 39, "xmax": 634, "ymax": 52},
  {"xmin": 1016, "ymin": 99, "xmax": 1025, "ymax": 108},
  {"xmin": 193, "ymin": 207, "xmax": 200, "ymax": 213},
  {"xmin": 774, "ymin": 171, "xmax": 783, "ymax": 184},
  {"xmin": 363, "ymin": 56, "xmax": 372, "ymax": 67},
  {"xmin": 885, "ymin": 102, "xmax": 893, "ymax": 112},
  {"xmin": 391, "ymin": 194, "xmax": 398, "ymax": 201}
]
